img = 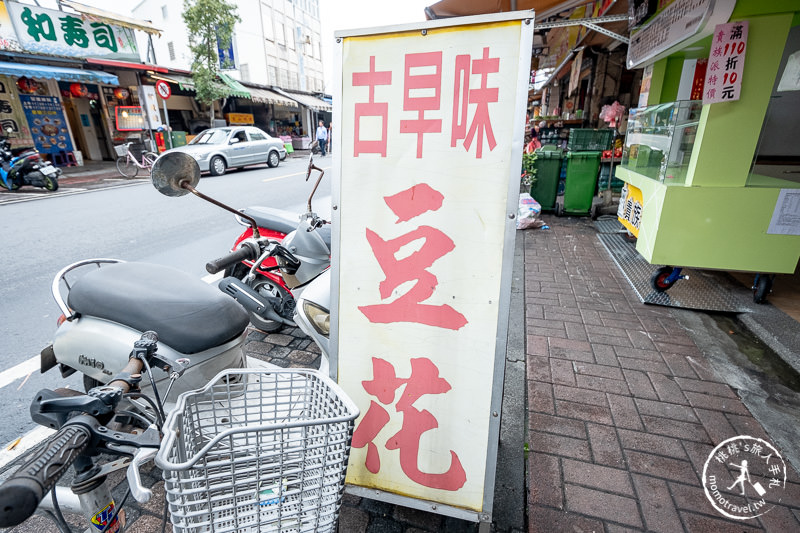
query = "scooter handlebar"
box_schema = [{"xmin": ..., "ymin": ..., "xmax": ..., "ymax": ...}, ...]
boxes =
[
  {"xmin": 206, "ymin": 243, "xmax": 259, "ymax": 275},
  {"xmin": 0, "ymin": 423, "xmax": 92, "ymax": 527}
]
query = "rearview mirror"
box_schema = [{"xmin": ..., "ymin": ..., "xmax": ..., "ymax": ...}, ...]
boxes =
[
  {"xmin": 230, "ymin": 137, "xmax": 240, "ymax": 144},
  {"xmin": 150, "ymin": 151, "xmax": 200, "ymax": 197}
]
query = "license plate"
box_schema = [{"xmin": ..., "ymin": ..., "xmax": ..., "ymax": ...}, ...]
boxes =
[{"xmin": 40, "ymin": 165, "xmax": 57, "ymax": 175}]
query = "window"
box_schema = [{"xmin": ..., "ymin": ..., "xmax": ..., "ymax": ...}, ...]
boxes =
[
  {"xmin": 232, "ymin": 130, "xmax": 248, "ymax": 143},
  {"xmin": 167, "ymin": 42, "xmax": 175, "ymax": 61},
  {"xmin": 240, "ymin": 63, "xmax": 250, "ymax": 82},
  {"xmin": 268, "ymin": 65, "xmax": 278, "ymax": 85},
  {"xmin": 161, "ymin": 5, "xmax": 168, "ymax": 19},
  {"xmin": 262, "ymin": 4, "xmax": 274, "ymax": 41},
  {"xmin": 250, "ymin": 130, "xmax": 266, "ymax": 141}
]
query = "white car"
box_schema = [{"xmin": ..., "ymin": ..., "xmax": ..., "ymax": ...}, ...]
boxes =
[{"xmin": 167, "ymin": 126, "xmax": 287, "ymax": 176}]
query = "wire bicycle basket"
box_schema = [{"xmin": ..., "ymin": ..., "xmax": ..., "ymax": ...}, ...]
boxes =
[{"xmin": 156, "ymin": 368, "xmax": 359, "ymax": 533}]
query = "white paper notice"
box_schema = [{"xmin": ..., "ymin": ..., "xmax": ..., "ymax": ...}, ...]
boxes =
[{"xmin": 767, "ymin": 189, "xmax": 800, "ymax": 236}]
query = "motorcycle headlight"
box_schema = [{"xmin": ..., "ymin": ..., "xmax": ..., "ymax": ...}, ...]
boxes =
[{"xmin": 302, "ymin": 301, "xmax": 330, "ymax": 337}]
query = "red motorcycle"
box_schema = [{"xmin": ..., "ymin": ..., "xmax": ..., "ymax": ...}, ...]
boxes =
[{"xmin": 224, "ymin": 156, "xmax": 331, "ymax": 332}]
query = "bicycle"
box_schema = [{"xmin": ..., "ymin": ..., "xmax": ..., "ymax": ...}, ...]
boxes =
[
  {"xmin": 114, "ymin": 142, "xmax": 158, "ymax": 178},
  {"xmin": 0, "ymin": 332, "xmax": 358, "ymax": 533}
]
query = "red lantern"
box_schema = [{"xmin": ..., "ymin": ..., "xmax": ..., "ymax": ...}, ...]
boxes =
[
  {"xmin": 113, "ymin": 87, "xmax": 130, "ymax": 100},
  {"xmin": 16, "ymin": 77, "xmax": 37, "ymax": 94},
  {"xmin": 70, "ymin": 83, "xmax": 89, "ymax": 98}
]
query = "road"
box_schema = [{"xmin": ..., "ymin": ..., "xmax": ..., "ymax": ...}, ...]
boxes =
[{"xmin": 0, "ymin": 156, "xmax": 332, "ymax": 447}]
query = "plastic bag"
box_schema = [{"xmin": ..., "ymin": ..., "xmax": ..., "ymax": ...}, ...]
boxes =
[{"xmin": 516, "ymin": 193, "xmax": 542, "ymax": 230}]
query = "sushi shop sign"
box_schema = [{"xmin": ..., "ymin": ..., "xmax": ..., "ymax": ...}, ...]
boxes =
[{"xmin": 332, "ymin": 12, "xmax": 533, "ymax": 523}]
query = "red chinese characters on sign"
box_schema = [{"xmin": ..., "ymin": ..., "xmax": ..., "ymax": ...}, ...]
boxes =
[
  {"xmin": 351, "ymin": 357, "xmax": 467, "ymax": 491},
  {"xmin": 353, "ymin": 56, "xmax": 392, "ymax": 156},
  {"xmin": 401, "ymin": 52, "xmax": 442, "ymax": 158},
  {"xmin": 358, "ymin": 183, "xmax": 468, "ymax": 330},
  {"xmin": 703, "ymin": 21, "xmax": 748, "ymax": 105},
  {"xmin": 352, "ymin": 47, "xmax": 500, "ymax": 159}
]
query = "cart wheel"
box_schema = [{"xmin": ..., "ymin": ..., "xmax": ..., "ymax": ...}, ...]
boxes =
[
  {"xmin": 590, "ymin": 204, "xmax": 599, "ymax": 220},
  {"xmin": 650, "ymin": 266, "xmax": 676, "ymax": 292},
  {"xmin": 753, "ymin": 274, "xmax": 773, "ymax": 304}
]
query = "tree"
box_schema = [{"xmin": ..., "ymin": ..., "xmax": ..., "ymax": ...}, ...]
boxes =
[{"xmin": 182, "ymin": 0, "xmax": 241, "ymax": 122}]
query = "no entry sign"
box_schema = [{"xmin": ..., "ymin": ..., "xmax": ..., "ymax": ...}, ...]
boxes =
[{"xmin": 155, "ymin": 80, "xmax": 171, "ymax": 100}]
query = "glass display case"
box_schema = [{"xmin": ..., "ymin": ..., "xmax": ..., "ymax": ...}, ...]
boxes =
[{"xmin": 621, "ymin": 100, "xmax": 703, "ymax": 185}]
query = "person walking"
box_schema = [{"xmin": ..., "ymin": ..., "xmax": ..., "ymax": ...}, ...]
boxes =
[{"xmin": 316, "ymin": 120, "xmax": 328, "ymax": 156}]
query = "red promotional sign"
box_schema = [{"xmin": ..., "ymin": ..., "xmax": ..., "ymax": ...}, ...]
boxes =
[
  {"xmin": 155, "ymin": 80, "xmax": 171, "ymax": 100},
  {"xmin": 703, "ymin": 21, "xmax": 748, "ymax": 104}
]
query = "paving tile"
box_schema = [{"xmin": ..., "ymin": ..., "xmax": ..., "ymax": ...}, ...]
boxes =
[
  {"xmin": 526, "ymin": 303, "xmax": 545, "ymax": 320},
  {"xmin": 528, "ymin": 380, "xmax": 555, "ymax": 414},
  {"xmin": 674, "ymin": 377, "xmax": 738, "ymax": 399},
  {"xmin": 618, "ymin": 356, "xmax": 671, "ymax": 375},
  {"xmin": 654, "ymin": 341, "xmax": 702, "ymax": 356},
  {"xmin": 587, "ymin": 423, "xmax": 625, "ymax": 467},
  {"xmin": 635, "ymin": 398, "xmax": 700, "ymax": 423},
  {"xmin": 529, "ymin": 412, "xmax": 587, "ymax": 439},
  {"xmin": 680, "ymin": 511, "xmax": 764, "ymax": 532},
  {"xmin": 724, "ymin": 414, "xmax": 773, "ymax": 443},
  {"xmin": 631, "ymin": 474, "xmax": 683, "ymax": 533},
  {"xmin": 550, "ymin": 358, "xmax": 576, "ymax": 386},
  {"xmin": 548, "ymin": 337, "xmax": 595, "ymax": 362},
  {"xmin": 588, "ymin": 333, "xmax": 633, "ymax": 348},
  {"xmin": 527, "ymin": 453, "xmax": 564, "ymax": 509},
  {"xmin": 529, "ymin": 431, "xmax": 592, "ymax": 461},
  {"xmin": 528, "ymin": 505, "xmax": 605, "ymax": 533},
  {"xmin": 544, "ymin": 309, "xmax": 584, "ymax": 323},
  {"xmin": 648, "ymin": 373, "xmax": 690, "ymax": 405},
  {"xmin": 580, "ymin": 309, "xmax": 604, "ymax": 326},
  {"xmin": 627, "ymin": 329, "xmax": 657, "ymax": 351},
  {"xmin": 531, "ymin": 326, "xmax": 569, "ymax": 338},
  {"xmin": 625, "ymin": 450, "xmax": 700, "ymax": 484},
  {"xmin": 553, "ymin": 384, "xmax": 607, "ymax": 406},
  {"xmin": 527, "ymin": 355, "xmax": 552, "ymax": 383},
  {"xmin": 607, "ymin": 394, "xmax": 645, "ymax": 431},
  {"xmin": 757, "ymin": 501, "xmax": 800, "ymax": 533},
  {"xmin": 662, "ymin": 352, "xmax": 703, "ymax": 379},
  {"xmin": 642, "ymin": 415, "xmax": 711, "ymax": 444},
  {"xmin": 338, "ymin": 506, "xmax": 370, "ymax": 533},
  {"xmin": 684, "ymin": 354, "xmax": 727, "ymax": 383},
  {"xmin": 683, "ymin": 390, "xmax": 751, "ymax": 416},
  {"xmin": 614, "ymin": 345, "xmax": 664, "ymax": 361},
  {"xmin": 527, "ymin": 335, "xmax": 548, "ymax": 356},
  {"xmin": 555, "ymin": 399, "xmax": 614, "ymax": 425},
  {"xmin": 591, "ymin": 343, "xmax": 619, "ymax": 367},
  {"xmin": 680, "ymin": 440, "xmax": 716, "ymax": 482},
  {"xmin": 565, "ymin": 321, "xmax": 589, "ymax": 341},
  {"xmin": 562, "ymin": 458, "xmax": 634, "ymax": 496},
  {"xmin": 693, "ymin": 408, "xmax": 739, "ymax": 444},
  {"xmin": 617, "ymin": 429, "xmax": 687, "ymax": 460},
  {"xmin": 572, "ymin": 362, "xmax": 624, "ymax": 381},
  {"xmin": 668, "ymin": 480, "xmax": 717, "ymax": 516},
  {"xmin": 528, "ymin": 318, "xmax": 565, "ymax": 332},
  {"xmin": 564, "ymin": 484, "xmax": 643, "ymax": 528},
  {"xmin": 586, "ymin": 324, "xmax": 629, "ymax": 339},
  {"xmin": 621, "ymin": 369, "xmax": 659, "ymax": 400},
  {"xmin": 576, "ymin": 374, "xmax": 630, "ymax": 396}
]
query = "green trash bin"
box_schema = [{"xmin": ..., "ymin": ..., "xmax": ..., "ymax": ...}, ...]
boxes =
[
  {"xmin": 561, "ymin": 151, "xmax": 601, "ymax": 217},
  {"xmin": 529, "ymin": 146, "xmax": 563, "ymax": 211}
]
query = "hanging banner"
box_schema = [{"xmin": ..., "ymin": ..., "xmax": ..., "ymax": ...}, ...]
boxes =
[
  {"xmin": 0, "ymin": 75, "xmax": 34, "ymax": 149},
  {"xmin": 139, "ymin": 85, "xmax": 163, "ymax": 129},
  {"xmin": 332, "ymin": 12, "xmax": 533, "ymax": 522},
  {"xmin": 19, "ymin": 95, "xmax": 73, "ymax": 154},
  {"xmin": 6, "ymin": 2, "xmax": 138, "ymax": 61},
  {"xmin": 702, "ymin": 21, "xmax": 748, "ymax": 105}
]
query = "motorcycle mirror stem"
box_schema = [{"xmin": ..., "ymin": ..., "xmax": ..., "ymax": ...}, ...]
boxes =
[
  {"xmin": 150, "ymin": 152, "xmax": 261, "ymax": 239},
  {"xmin": 305, "ymin": 155, "xmax": 324, "ymax": 214}
]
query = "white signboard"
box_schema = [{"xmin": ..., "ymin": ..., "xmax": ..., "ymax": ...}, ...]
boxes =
[
  {"xmin": 626, "ymin": 0, "xmax": 735, "ymax": 69},
  {"xmin": 332, "ymin": 13, "xmax": 533, "ymax": 521},
  {"xmin": 139, "ymin": 85, "xmax": 163, "ymax": 129},
  {"xmin": 768, "ymin": 189, "xmax": 800, "ymax": 236},
  {"xmin": 7, "ymin": 2, "xmax": 138, "ymax": 61},
  {"xmin": 703, "ymin": 21, "xmax": 748, "ymax": 104}
]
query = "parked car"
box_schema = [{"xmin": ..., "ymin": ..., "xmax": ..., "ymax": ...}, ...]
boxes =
[{"xmin": 165, "ymin": 126, "xmax": 287, "ymax": 176}]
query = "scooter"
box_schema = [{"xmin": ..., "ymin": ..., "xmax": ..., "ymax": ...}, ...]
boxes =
[
  {"xmin": 150, "ymin": 151, "xmax": 333, "ymax": 375},
  {"xmin": 225, "ymin": 154, "xmax": 331, "ymax": 332},
  {"xmin": 0, "ymin": 133, "xmax": 60, "ymax": 191}
]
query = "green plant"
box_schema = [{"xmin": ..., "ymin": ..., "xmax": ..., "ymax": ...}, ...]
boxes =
[{"xmin": 521, "ymin": 151, "xmax": 537, "ymax": 188}]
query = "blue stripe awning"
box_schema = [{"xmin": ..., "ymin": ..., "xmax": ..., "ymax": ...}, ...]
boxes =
[{"xmin": 0, "ymin": 63, "xmax": 119, "ymax": 85}]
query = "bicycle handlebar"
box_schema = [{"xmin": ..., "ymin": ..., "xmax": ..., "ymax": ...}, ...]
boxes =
[{"xmin": 0, "ymin": 424, "xmax": 92, "ymax": 527}]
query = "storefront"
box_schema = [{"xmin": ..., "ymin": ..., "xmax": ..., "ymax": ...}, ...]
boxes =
[{"xmin": 614, "ymin": 1, "xmax": 800, "ymax": 287}]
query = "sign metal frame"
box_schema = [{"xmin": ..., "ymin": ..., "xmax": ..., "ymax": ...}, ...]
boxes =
[{"xmin": 329, "ymin": 11, "xmax": 534, "ymax": 527}]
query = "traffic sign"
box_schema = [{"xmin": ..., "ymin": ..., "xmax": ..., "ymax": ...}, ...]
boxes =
[{"xmin": 155, "ymin": 80, "xmax": 171, "ymax": 100}]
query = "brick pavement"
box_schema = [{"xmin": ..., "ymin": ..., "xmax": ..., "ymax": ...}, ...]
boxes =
[{"xmin": 524, "ymin": 216, "xmax": 800, "ymax": 532}]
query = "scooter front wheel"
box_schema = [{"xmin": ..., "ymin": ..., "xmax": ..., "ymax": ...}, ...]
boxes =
[
  {"xmin": 43, "ymin": 175, "xmax": 58, "ymax": 191},
  {"xmin": 249, "ymin": 275, "xmax": 295, "ymax": 332}
]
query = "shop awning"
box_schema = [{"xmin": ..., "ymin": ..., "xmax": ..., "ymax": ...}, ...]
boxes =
[
  {"xmin": 245, "ymin": 86, "xmax": 298, "ymax": 106},
  {"xmin": 60, "ymin": 0, "xmax": 162, "ymax": 36},
  {"xmin": 0, "ymin": 63, "xmax": 118, "ymax": 85},
  {"xmin": 219, "ymin": 73, "xmax": 251, "ymax": 99},
  {"xmin": 425, "ymin": 0, "xmax": 563, "ymax": 19},
  {"xmin": 151, "ymin": 73, "xmax": 196, "ymax": 92},
  {"xmin": 85, "ymin": 58, "xmax": 169, "ymax": 73},
  {"xmin": 274, "ymin": 89, "xmax": 332, "ymax": 111}
]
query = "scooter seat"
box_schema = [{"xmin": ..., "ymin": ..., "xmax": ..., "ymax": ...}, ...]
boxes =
[
  {"xmin": 67, "ymin": 262, "xmax": 249, "ymax": 354},
  {"xmin": 241, "ymin": 206, "xmax": 332, "ymax": 248},
  {"xmin": 10, "ymin": 146, "xmax": 34, "ymax": 157}
]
